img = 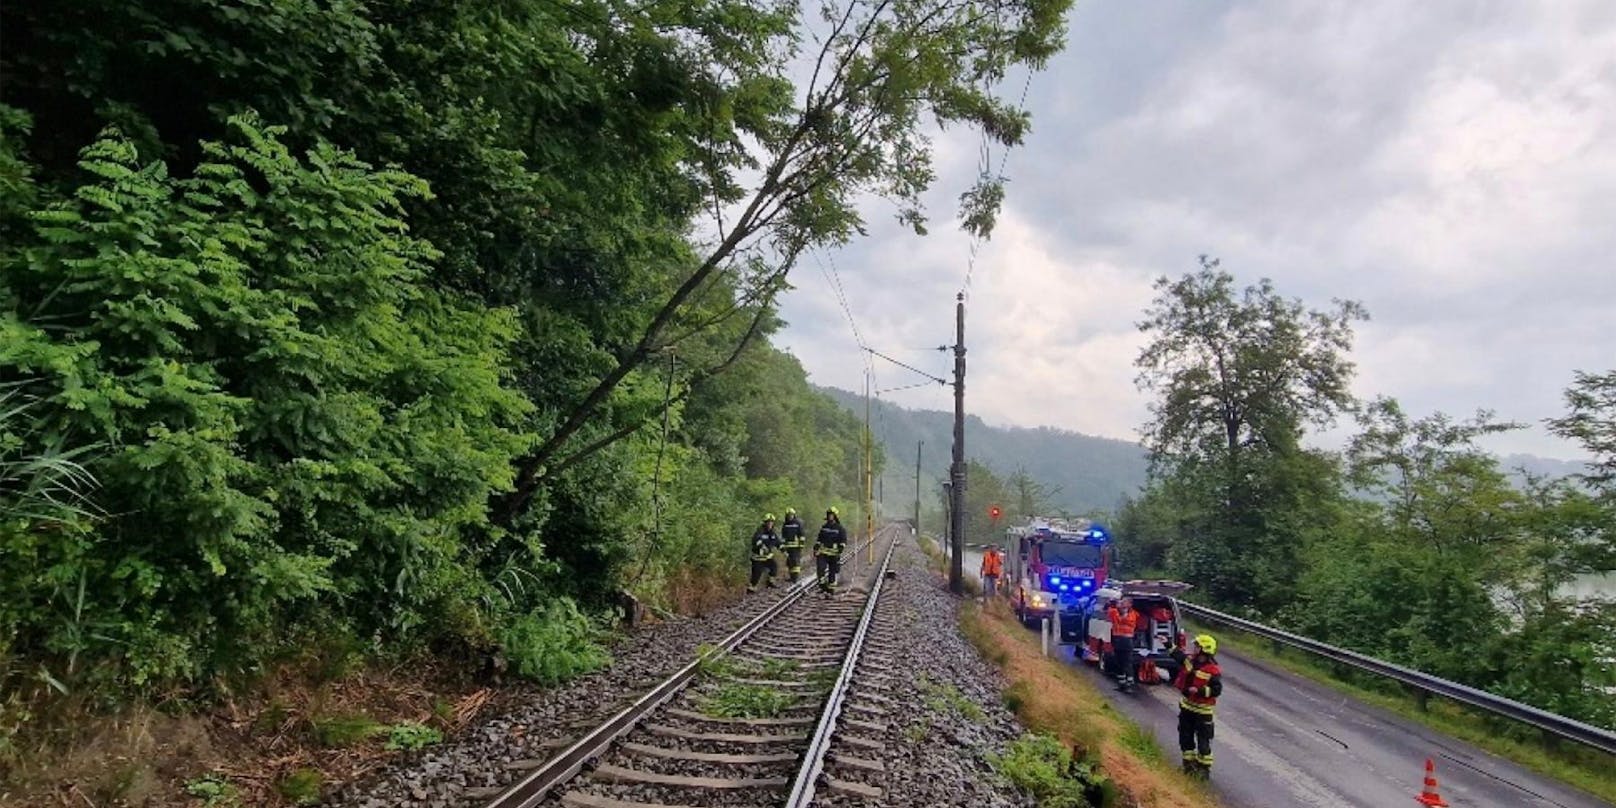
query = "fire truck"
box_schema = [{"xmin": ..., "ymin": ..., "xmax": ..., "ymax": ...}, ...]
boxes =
[{"xmin": 1007, "ymin": 518, "xmax": 1113, "ymax": 632}]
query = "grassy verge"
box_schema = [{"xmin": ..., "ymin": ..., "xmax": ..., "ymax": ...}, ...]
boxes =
[
  {"xmin": 962, "ymin": 599, "xmax": 1213, "ymax": 808},
  {"xmin": 1186, "ymin": 618, "xmax": 1616, "ymax": 804}
]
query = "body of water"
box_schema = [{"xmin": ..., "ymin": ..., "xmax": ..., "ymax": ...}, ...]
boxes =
[{"xmin": 1564, "ymin": 571, "xmax": 1616, "ymax": 600}]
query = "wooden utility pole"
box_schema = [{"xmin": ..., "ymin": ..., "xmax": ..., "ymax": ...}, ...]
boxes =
[{"xmin": 949, "ymin": 293, "xmax": 967, "ymax": 594}]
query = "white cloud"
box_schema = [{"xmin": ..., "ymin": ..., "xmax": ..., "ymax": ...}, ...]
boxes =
[{"xmin": 780, "ymin": 1, "xmax": 1616, "ymax": 460}]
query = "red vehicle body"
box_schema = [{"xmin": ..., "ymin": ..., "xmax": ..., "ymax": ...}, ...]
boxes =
[
  {"xmin": 1081, "ymin": 580, "xmax": 1193, "ymax": 685},
  {"xmin": 1008, "ymin": 519, "xmax": 1112, "ymax": 630}
]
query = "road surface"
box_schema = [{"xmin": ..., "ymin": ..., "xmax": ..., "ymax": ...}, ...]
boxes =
[
  {"xmin": 1067, "ymin": 643, "xmax": 1611, "ymax": 807},
  {"xmin": 952, "ymin": 555, "xmax": 1611, "ymax": 807}
]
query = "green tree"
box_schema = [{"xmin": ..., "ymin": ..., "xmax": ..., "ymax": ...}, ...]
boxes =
[
  {"xmin": 1006, "ymin": 466, "xmax": 1061, "ymax": 521},
  {"xmin": 1548, "ymin": 369, "xmax": 1616, "ymax": 494},
  {"xmin": 498, "ymin": 0, "xmax": 1075, "ymax": 516},
  {"xmin": 1133, "ymin": 258, "xmax": 1365, "ymax": 611},
  {"xmin": 1136, "ymin": 257, "xmax": 1366, "ymax": 465},
  {"xmin": 1348, "ymin": 399, "xmax": 1525, "ymax": 558},
  {"xmin": 2, "ymin": 119, "xmax": 529, "ymax": 686}
]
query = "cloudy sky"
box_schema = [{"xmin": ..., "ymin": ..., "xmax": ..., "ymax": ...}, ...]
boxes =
[{"xmin": 774, "ymin": 1, "xmax": 1616, "ymax": 461}]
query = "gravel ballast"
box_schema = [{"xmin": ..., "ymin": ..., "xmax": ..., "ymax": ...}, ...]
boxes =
[
  {"xmin": 328, "ymin": 552, "xmax": 880, "ymax": 806},
  {"xmin": 813, "ymin": 536, "xmax": 1034, "ymax": 807},
  {"xmin": 328, "ymin": 534, "xmax": 1038, "ymax": 807}
]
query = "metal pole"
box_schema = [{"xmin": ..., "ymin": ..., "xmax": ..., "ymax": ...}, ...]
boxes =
[
  {"xmin": 865, "ymin": 372, "xmax": 874, "ymax": 563},
  {"xmin": 949, "ymin": 293, "xmax": 967, "ymax": 594},
  {"xmin": 914, "ymin": 441, "xmax": 922, "ymax": 538}
]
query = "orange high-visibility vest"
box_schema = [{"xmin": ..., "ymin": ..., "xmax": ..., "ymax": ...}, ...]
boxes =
[
  {"xmin": 981, "ymin": 550, "xmax": 1003, "ymax": 577},
  {"xmin": 1108, "ymin": 606, "xmax": 1138, "ymax": 639}
]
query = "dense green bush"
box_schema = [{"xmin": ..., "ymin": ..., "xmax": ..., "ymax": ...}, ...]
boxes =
[
  {"xmin": 0, "ymin": 0, "xmax": 985, "ymax": 730},
  {"xmin": 2, "ymin": 117, "xmax": 528, "ymax": 688},
  {"xmin": 499, "ymin": 599, "xmax": 611, "ymax": 685}
]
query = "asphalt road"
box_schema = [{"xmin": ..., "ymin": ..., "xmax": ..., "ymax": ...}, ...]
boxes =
[
  {"xmin": 950, "ymin": 553, "xmax": 1611, "ymax": 807},
  {"xmin": 1068, "ymin": 646, "xmax": 1612, "ymax": 807}
]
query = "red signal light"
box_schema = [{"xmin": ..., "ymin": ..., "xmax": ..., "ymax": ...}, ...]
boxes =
[{"xmin": 989, "ymin": 505, "xmax": 1002, "ymax": 520}]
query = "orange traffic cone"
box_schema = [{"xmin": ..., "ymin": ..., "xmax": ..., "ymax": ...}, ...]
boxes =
[{"xmin": 1415, "ymin": 758, "xmax": 1449, "ymax": 807}]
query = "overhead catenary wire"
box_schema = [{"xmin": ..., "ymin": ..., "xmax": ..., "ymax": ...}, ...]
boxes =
[
  {"xmin": 959, "ymin": 66, "xmax": 1037, "ymax": 299},
  {"xmin": 813, "ymin": 248, "xmax": 867, "ymax": 356},
  {"xmin": 864, "ymin": 346, "xmax": 947, "ymax": 386}
]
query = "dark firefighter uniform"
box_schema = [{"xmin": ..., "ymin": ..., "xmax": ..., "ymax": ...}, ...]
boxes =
[
  {"xmin": 747, "ymin": 516, "xmax": 781, "ymax": 592},
  {"xmin": 780, "ymin": 509, "xmax": 806, "ymax": 580},
  {"xmin": 813, "ymin": 508, "xmax": 848, "ymax": 596},
  {"xmin": 1170, "ymin": 633, "xmax": 1223, "ymax": 778}
]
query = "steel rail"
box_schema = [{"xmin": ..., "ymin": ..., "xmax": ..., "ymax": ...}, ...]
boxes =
[
  {"xmin": 784, "ymin": 527, "xmax": 901, "ymax": 807},
  {"xmin": 484, "ymin": 533, "xmax": 881, "ymax": 808},
  {"xmin": 1177, "ymin": 601, "xmax": 1616, "ymax": 756}
]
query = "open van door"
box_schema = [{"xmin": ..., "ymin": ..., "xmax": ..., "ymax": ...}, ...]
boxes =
[{"xmin": 1090, "ymin": 580, "xmax": 1194, "ymax": 684}]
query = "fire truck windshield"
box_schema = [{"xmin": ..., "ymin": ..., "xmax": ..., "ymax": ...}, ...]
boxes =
[{"xmin": 1040, "ymin": 541, "xmax": 1103, "ymax": 567}]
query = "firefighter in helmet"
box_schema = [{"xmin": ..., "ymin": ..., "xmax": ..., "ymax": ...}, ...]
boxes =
[
  {"xmin": 813, "ymin": 507, "xmax": 848, "ymax": 596},
  {"xmin": 747, "ymin": 514, "xmax": 781, "ymax": 593},
  {"xmin": 1170, "ymin": 633, "xmax": 1223, "ymax": 779},
  {"xmin": 779, "ymin": 508, "xmax": 806, "ymax": 581}
]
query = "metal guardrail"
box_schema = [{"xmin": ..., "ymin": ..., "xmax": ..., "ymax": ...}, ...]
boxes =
[
  {"xmin": 1176, "ymin": 601, "xmax": 1616, "ymax": 757},
  {"xmin": 784, "ymin": 526, "xmax": 900, "ymax": 807},
  {"xmin": 486, "ymin": 531, "xmax": 885, "ymax": 808}
]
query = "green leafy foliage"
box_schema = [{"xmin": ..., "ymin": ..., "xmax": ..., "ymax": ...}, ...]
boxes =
[
  {"xmin": 0, "ymin": 0, "xmax": 1069, "ymax": 763},
  {"xmin": 696, "ymin": 645, "xmax": 741, "ymax": 679},
  {"xmin": 498, "ymin": 599, "xmax": 611, "ymax": 685},
  {"xmin": 383, "ymin": 721, "xmax": 444, "ymax": 752},
  {"xmin": 183, "ymin": 774, "xmax": 238, "ymax": 806},
  {"xmin": 2, "ymin": 118, "xmax": 529, "ymax": 690},
  {"xmin": 1122, "ymin": 259, "xmax": 1616, "ymax": 732},
  {"xmin": 700, "ymin": 683, "xmax": 795, "ymax": 718},
  {"xmin": 991, "ymin": 733, "xmax": 1111, "ymax": 807}
]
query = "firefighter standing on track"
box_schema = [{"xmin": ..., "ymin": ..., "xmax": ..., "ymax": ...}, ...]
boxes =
[
  {"xmin": 813, "ymin": 507, "xmax": 848, "ymax": 597},
  {"xmin": 780, "ymin": 508, "xmax": 806, "ymax": 581},
  {"xmin": 979, "ymin": 544, "xmax": 1004, "ymax": 599},
  {"xmin": 1108, "ymin": 596, "xmax": 1140, "ymax": 692},
  {"xmin": 747, "ymin": 514, "xmax": 781, "ymax": 593},
  {"xmin": 1170, "ymin": 633, "xmax": 1223, "ymax": 779}
]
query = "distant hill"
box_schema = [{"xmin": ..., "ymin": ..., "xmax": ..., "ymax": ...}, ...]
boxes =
[
  {"xmin": 1498, "ymin": 453, "xmax": 1588, "ymax": 481},
  {"xmin": 817, "ymin": 387, "xmax": 1150, "ymax": 515},
  {"xmin": 816, "ymin": 388, "xmax": 1594, "ymax": 515}
]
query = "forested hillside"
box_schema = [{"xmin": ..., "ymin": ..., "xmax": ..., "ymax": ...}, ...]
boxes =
[
  {"xmin": 818, "ymin": 387, "xmax": 1150, "ymax": 515},
  {"xmin": 0, "ymin": 0, "xmax": 1071, "ymax": 778}
]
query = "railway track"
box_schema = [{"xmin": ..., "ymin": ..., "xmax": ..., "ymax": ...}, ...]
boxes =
[{"xmin": 485, "ymin": 525, "xmax": 905, "ymax": 808}]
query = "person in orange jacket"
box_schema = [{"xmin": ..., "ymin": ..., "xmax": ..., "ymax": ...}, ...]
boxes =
[
  {"xmin": 979, "ymin": 545, "xmax": 1004, "ymax": 599},
  {"xmin": 1107, "ymin": 597, "xmax": 1140, "ymax": 691},
  {"xmin": 1170, "ymin": 634, "xmax": 1223, "ymax": 779}
]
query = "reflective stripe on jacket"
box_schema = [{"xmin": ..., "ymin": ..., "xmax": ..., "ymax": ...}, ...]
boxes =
[
  {"xmin": 1173, "ymin": 655, "xmax": 1222, "ymax": 715},
  {"xmin": 780, "ymin": 518, "xmax": 805, "ymax": 548},
  {"xmin": 751, "ymin": 528, "xmax": 779, "ymax": 561},
  {"xmin": 814, "ymin": 522, "xmax": 847, "ymax": 556}
]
